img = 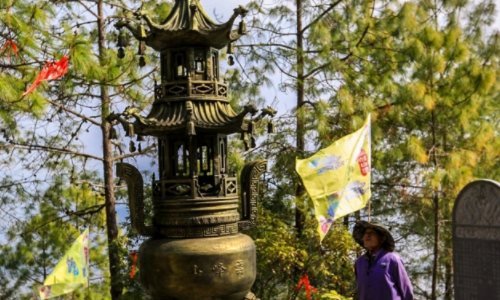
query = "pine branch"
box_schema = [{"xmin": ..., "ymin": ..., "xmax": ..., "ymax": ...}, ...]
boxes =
[
  {"xmin": 250, "ymin": 26, "xmax": 298, "ymax": 37},
  {"xmin": 1, "ymin": 142, "xmax": 104, "ymax": 162},
  {"xmin": 19, "ymin": 204, "xmax": 106, "ymax": 238},
  {"xmin": 47, "ymin": 99, "xmax": 101, "ymax": 126},
  {"xmin": 73, "ymin": 0, "xmax": 99, "ymax": 19},
  {"xmin": 0, "ymin": 61, "xmax": 41, "ymax": 68},
  {"xmin": 113, "ymin": 143, "xmax": 157, "ymax": 161},
  {"xmin": 272, "ymin": 60, "xmax": 297, "ymax": 79},
  {"xmin": 303, "ymin": 62, "xmax": 331, "ymax": 78},
  {"xmin": 237, "ymin": 43, "xmax": 298, "ymax": 52},
  {"xmin": 301, "ymin": 0, "xmax": 343, "ymax": 34}
]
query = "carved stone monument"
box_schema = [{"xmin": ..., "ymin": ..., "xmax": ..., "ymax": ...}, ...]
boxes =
[{"xmin": 453, "ymin": 179, "xmax": 500, "ymax": 300}]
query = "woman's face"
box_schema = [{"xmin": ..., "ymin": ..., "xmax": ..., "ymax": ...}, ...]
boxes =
[{"xmin": 363, "ymin": 228, "xmax": 386, "ymax": 251}]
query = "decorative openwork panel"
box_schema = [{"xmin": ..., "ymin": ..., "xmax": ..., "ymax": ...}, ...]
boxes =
[
  {"xmin": 217, "ymin": 84, "xmax": 228, "ymax": 97},
  {"xmin": 191, "ymin": 83, "xmax": 215, "ymax": 95},
  {"xmin": 159, "ymin": 81, "xmax": 228, "ymax": 99},
  {"xmin": 193, "ymin": 48, "xmax": 206, "ymax": 81},
  {"xmin": 224, "ymin": 177, "xmax": 238, "ymax": 196},
  {"xmin": 197, "ymin": 136, "xmax": 215, "ymax": 194},
  {"xmin": 152, "ymin": 179, "xmax": 193, "ymax": 198},
  {"xmin": 453, "ymin": 180, "xmax": 500, "ymax": 300},
  {"xmin": 196, "ymin": 138, "xmax": 214, "ymax": 175},
  {"xmin": 164, "ymin": 83, "xmax": 188, "ymax": 97},
  {"xmin": 172, "ymin": 51, "xmax": 188, "ymax": 80},
  {"xmin": 166, "ymin": 137, "xmax": 191, "ymax": 179}
]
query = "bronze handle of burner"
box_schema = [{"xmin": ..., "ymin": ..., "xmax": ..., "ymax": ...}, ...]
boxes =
[
  {"xmin": 116, "ymin": 163, "xmax": 158, "ymax": 237},
  {"xmin": 238, "ymin": 159, "xmax": 267, "ymax": 231}
]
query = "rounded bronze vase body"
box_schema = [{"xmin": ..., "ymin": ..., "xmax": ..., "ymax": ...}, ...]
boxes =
[{"xmin": 140, "ymin": 234, "xmax": 256, "ymax": 300}]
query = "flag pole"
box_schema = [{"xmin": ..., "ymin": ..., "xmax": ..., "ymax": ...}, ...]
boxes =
[{"xmin": 368, "ymin": 199, "xmax": 371, "ymax": 222}]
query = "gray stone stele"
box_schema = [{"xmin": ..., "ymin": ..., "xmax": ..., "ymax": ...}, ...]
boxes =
[{"xmin": 453, "ymin": 179, "xmax": 500, "ymax": 300}]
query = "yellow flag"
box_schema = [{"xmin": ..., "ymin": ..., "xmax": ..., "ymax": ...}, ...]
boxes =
[
  {"xmin": 39, "ymin": 228, "xmax": 90, "ymax": 299},
  {"xmin": 296, "ymin": 115, "xmax": 371, "ymax": 242}
]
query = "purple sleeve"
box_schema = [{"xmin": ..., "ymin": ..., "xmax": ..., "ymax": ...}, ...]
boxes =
[{"xmin": 390, "ymin": 256, "xmax": 414, "ymax": 300}]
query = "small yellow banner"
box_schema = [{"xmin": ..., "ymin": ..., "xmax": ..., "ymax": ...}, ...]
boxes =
[
  {"xmin": 296, "ymin": 115, "xmax": 371, "ymax": 242},
  {"xmin": 39, "ymin": 228, "xmax": 90, "ymax": 299}
]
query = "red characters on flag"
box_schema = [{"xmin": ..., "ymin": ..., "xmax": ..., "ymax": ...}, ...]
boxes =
[
  {"xmin": 0, "ymin": 40, "xmax": 18, "ymax": 56},
  {"xmin": 40, "ymin": 286, "xmax": 51, "ymax": 298},
  {"xmin": 293, "ymin": 274, "xmax": 318, "ymax": 299},
  {"xmin": 130, "ymin": 251, "xmax": 138, "ymax": 279},
  {"xmin": 84, "ymin": 247, "xmax": 89, "ymax": 263},
  {"xmin": 357, "ymin": 149, "xmax": 369, "ymax": 176},
  {"xmin": 23, "ymin": 56, "xmax": 70, "ymax": 96}
]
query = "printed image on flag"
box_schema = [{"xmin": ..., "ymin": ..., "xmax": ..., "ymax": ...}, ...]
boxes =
[
  {"xmin": 296, "ymin": 115, "xmax": 371, "ymax": 242},
  {"xmin": 39, "ymin": 228, "xmax": 90, "ymax": 299}
]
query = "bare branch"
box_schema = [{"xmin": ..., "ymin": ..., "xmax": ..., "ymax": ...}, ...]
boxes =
[{"xmin": 113, "ymin": 143, "xmax": 157, "ymax": 161}]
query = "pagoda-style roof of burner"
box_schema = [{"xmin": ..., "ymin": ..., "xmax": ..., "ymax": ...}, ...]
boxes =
[
  {"xmin": 116, "ymin": 101, "xmax": 275, "ymax": 136},
  {"xmin": 115, "ymin": 0, "xmax": 248, "ymax": 51}
]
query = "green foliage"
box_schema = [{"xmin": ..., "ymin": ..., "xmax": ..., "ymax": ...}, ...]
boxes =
[
  {"xmin": 229, "ymin": 0, "xmax": 500, "ymax": 299},
  {"xmin": 0, "ymin": 0, "xmax": 169, "ymax": 298},
  {"xmin": 2, "ymin": 0, "xmax": 500, "ymax": 299}
]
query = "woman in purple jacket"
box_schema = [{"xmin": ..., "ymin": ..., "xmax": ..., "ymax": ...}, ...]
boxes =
[{"xmin": 352, "ymin": 221, "xmax": 414, "ymax": 300}]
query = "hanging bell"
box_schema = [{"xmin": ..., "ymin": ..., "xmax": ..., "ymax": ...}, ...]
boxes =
[
  {"xmin": 238, "ymin": 20, "xmax": 247, "ymax": 35},
  {"xmin": 251, "ymin": 136, "xmax": 256, "ymax": 148},
  {"xmin": 139, "ymin": 56, "xmax": 146, "ymax": 67},
  {"xmin": 186, "ymin": 120, "xmax": 196, "ymax": 136},
  {"xmin": 138, "ymin": 41, "xmax": 146, "ymax": 55},
  {"xmin": 240, "ymin": 132, "xmax": 248, "ymax": 141},
  {"xmin": 267, "ymin": 121, "xmax": 275, "ymax": 134},
  {"xmin": 117, "ymin": 30, "xmax": 126, "ymax": 47},
  {"xmin": 109, "ymin": 127, "xmax": 118, "ymax": 140},
  {"xmin": 126, "ymin": 123, "xmax": 135, "ymax": 137},
  {"xmin": 117, "ymin": 47, "xmax": 125, "ymax": 59},
  {"xmin": 138, "ymin": 24, "xmax": 147, "ymax": 39},
  {"xmin": 228, "ymin": 55, "xmax": 234, "ymax": 66},
  {"xmin": 129, "ymin": 141, "xmax": 137, "ymax": 152},
  {"xmin": 137, "ymin": 135, "xmax": 145, "ymax": 142},
  {"xmin": 248, "ymin": 122, "xmax": 255, "ymax": 134},
  {"xmin": 227, "ymin": 43, "xmax": 234, "ymax": 54}
]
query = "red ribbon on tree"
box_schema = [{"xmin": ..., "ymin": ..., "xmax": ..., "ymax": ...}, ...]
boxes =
[
  {"xmin": 23, "ymin": 55, "xmax": 69, "ymax": 96},
  {"xmin": 293, "ymin": 274, "xmax": 318, "ymax": 299},
  {"xmin": 130, "ymin": 251, "xmax": 138, "ymax": 279},
  {"xmin": 0, "ymin": 40, "xmax": 18, "ymax": 56}
]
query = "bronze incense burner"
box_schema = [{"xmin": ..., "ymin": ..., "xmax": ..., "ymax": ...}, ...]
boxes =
[{"xmin": 110, "ymin": 1, "xmax": 275, "ymax": 299}]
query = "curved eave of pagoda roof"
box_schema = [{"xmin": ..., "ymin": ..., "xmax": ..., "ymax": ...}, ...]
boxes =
[
  {"xmin": 161, "ymin": 0, "xmax": 224, "ymax": 31},
  {"xmin": 133, "ymin": 100, "xmax": 252, "ymax": 135},
  {"xmin": 134, "ymin": 0, "xmax": 247, "ymax": 51},
  {"xmin": 144, "ymin": 29, "xmax": 243, "ymax": 50}
]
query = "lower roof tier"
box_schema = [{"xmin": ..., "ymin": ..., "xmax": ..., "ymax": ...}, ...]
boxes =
[{"xmin": 127, "ymin": 100, "xmax": 258, "ymax": 136}]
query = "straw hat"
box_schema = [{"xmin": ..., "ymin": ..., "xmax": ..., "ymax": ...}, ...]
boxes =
[{"xmin": 352, "ymin": 220, "xmax": 395, "ymax": 252}]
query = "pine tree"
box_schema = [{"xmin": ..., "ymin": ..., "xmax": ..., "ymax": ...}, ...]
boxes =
[
  {"xmin": 227, "ymin": 0, "xmax": 411, "ymax": 298},
  {"xmin": 372, "ymin": 1, "xmax": 500, "ymax": 299},
  {"xmin": 229, "ymin": 0, "xmax": 500, "ymax": 299},
  {"xmin": 0, "ymin": 0, "xmax": 171, "ymax": 298}
]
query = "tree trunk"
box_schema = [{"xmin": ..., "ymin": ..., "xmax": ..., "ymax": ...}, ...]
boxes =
[
  {"xmin": 444, "ymin": 256, "xmax": 453, "ymax": 300},
  {"xmin": 97, "ymin": 1, "xmax": 122, "ymax": 298},
  {"xmin": 431, "ymin": 193, "xmax": 439, "ymax": 300},
  {"xmin": 431, "ymin": 110, "xmax": 439, "ymax": 300},
  {"xmin": 294, "ymin": 0, "xmax": 305, "ymax": 239},
  {"xmin": 295, "ymin": 0, "xmax": 305, "ymax": 240}
]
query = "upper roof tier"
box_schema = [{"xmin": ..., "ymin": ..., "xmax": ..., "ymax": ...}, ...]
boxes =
[{"xmin": 115, "ymin": 0, "xmax": 248, "ymax": 51}]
